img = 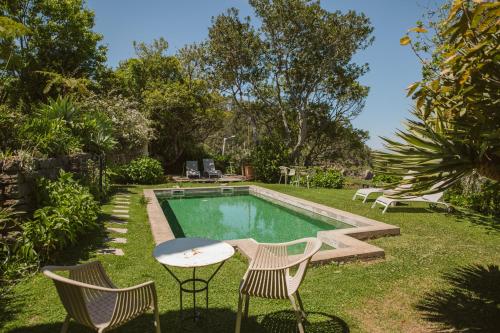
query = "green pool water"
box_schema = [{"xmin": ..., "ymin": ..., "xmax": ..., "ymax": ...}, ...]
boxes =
[{"xmin": 158, "ymin": 194, "xmax": 350, "ymax": 243}]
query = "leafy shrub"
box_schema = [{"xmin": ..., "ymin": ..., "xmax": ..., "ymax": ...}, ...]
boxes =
[
  {"xmin": 19, "ymin": 171, "xmax": 100, "ymax": 262},
  {"xmin": 311, "ymin": 169, "xmax": 344, "ymax": 189},
  {"xmin": 251, "ymin": 138, "xmax": 289, "ymax": 183},
  {"xmin": 117, "ymin": 157, "xmax": 164, "ymax": 184},
  {"xmin": 372, "ymin": 174, "xmax": 402, "ymax": 184},
  {"xmin": 18, "ymin": 96, "xmax": 118, "ymax": 157},
  {"xmin": 0, "ymin": 207, "xmax": 25, "ymax": 279},
  {"xmin": 444, "ymin": 180, "xmax": 500, "ymax": 216},
  {"xmin": 20, "ymin": 116, "xmax": 82, "ymax": 156}
]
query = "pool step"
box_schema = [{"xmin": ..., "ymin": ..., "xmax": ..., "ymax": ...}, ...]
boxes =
[
  {"xmin": 171, "ymin": 189, "xmax": 185, "ymax": 197},
  {"xmin": 220, "ymin": 187, "xmax": 234, "ymax": 195}
]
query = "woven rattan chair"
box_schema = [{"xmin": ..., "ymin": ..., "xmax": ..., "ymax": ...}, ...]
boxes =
[
  {"xmin": 42, "ymin": 261, "xmax": 161, "ymax": 333},
  {"xmin": 235, "ymin": 237, "xmax": 322, "ymax": 333}
]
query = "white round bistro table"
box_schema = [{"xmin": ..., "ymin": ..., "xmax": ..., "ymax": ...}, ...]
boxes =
[{"xmin": 153, "ymin": 238, "xmax": 235, "ymax": 322}]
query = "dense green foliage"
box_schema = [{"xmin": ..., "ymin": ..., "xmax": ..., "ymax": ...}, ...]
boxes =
[
  {"xmin": 19, "ymin": 171, "xmax": 100, "ymax": 263},
  {"xmin": 112, "ymin": 39, "xmax": 225, "ymax": 170},
  {"xmin": 311, "ymin": 169, "xmax": 345, "ymax": 189},
  {"xmin": 18, "ymin": 96, "xmax": 116, "ymax": 157},
  {"xmin": 372, "ymin": 174, "xmax": 402, "ymax": 184},
  {"xmin": 374, "ymin": 0, "xmax": 500, "ymax": 195},
  {"xmin": 444, "ymin": 179, "xmax": 500, "ymax": 217},
  {"xmin": 251, "ymin": 138, "xmax": 290, "ymax": 183},
  {"xmin": 117, "ymin": 157, "xmax": 164, "ymax": 185},
  {"xmin": 0, "ymin": 0, "xmax": 107, "ymax": 105}
]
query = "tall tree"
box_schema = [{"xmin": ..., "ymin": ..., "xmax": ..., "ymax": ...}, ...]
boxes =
[
  {"xmin": 0, "ymin": 0, "xmax": 107, "ymax": 105},
  {"xmin": 374, "ymin": 0, "xmax": 500, "ymax": 194},
  {"xmin": 204, "ymin": 0, "xmax": 373, "ymax": 163},
  {"xmin": 113, "ymin": 39, "xmax": 225, "ymax": 168}
]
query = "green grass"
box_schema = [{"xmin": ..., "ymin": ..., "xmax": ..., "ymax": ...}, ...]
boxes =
[{"xmin": 2, "ymin": 183, "xmax": 499, "ymax": 332}]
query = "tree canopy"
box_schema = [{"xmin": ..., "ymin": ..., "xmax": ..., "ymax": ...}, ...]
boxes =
[
  {"xmin": 0, "ymin": 0, "xmax": 107, "ymax": 105},
  {"xmin": 203, "ymin": 0, "xmax": 373, "ymax": 164}
]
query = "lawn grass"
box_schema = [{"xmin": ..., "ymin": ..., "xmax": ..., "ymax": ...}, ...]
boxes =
[{"xmin": 2, "ymin": 183, "xmax": 499, "ymax": 333}]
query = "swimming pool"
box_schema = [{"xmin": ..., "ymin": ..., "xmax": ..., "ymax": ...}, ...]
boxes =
[
  {"xmin": 146, "ymin": 185, "xmax": 400, "ymax": 264},
  {"xmin": 157, "ymin": 193, "xmax": 350, "ymax": 243}
]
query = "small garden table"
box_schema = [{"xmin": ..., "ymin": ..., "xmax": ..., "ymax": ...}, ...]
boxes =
[{"xmin": 153, "ymin": 237, "xmax": 235, "ymax": 322}]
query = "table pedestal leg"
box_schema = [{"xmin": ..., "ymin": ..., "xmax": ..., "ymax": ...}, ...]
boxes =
[{"xmin": 162, "ymin": 261, "xmax": 227, "ymax": 323}]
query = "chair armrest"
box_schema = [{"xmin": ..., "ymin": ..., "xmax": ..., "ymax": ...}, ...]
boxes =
[
  {"xmin": 109, "ymin": 281, "xmax": 158, "ymax": 327},
  {"xmin": 249, "ymin": 238, "xmax": 322, "ymax": 271},
  {"xmin": 255, "ymin": 237, "xmax": 316, "ymax": 249}
]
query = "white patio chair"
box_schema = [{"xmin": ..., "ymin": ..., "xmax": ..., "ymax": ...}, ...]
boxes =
[
  {"xmin": 278, "ymin": 166, "xmax": 289, "ymax": 184},
  {"xmin": 235, "ymin": 237, "xmax": 322, "ymax": 333},
  {"xmin": 43, "ymin": 261, "xmax": 161, "ymax": 333}
]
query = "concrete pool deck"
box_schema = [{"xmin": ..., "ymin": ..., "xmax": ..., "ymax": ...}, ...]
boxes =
[{"xmin": 144, "ymin": 185, "xmax": 400, "ymax": 264}]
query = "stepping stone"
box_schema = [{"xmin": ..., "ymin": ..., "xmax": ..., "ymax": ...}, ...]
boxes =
[
  {"xmin": 106, "ymin": 227, "xmax": 127, "ymax": 234},
  {"xmin": 97, "ymin": 248, "xmax": 124, "ymax": 256},
  {"xmin": 113, "ymin": 209, "xmax": 129, "ymax": 214},
  {"xmin": 105, "ymin": 237, "xmax": 127, "ymax": 244},
  {"xmin": 114, "ymin": 205, "xmax": 129, "ymax": 209},
  {"xmin": 111, "ymin": 214, "xmax": 129, "ymax": 219},
  {"xmin": 108, "ymin": 219, "xmax": 127, "ymax": 225},
  {"xmin": 116, "ymin": 194, "xmax": 131, "ymax": 198}
]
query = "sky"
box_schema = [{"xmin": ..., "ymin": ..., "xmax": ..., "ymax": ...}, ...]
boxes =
[{"xmin": 86, "ymin": 0, "xmax": 444, "ymax": 150}]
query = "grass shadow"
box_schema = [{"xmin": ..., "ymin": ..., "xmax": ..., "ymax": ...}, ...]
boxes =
[
  {"xmin": 258, "ymin": 310, "xmax": 349, "ymax": 333},
  {"xmin": 0, "ymin": 286, "xmax": 21, "ymax": 329},
  {"xmin": 450, "ymin": 208, "xmax": 500, "ymax": 233},
  {"xmin": 416, "ymin": 264, "xmax": 500, "ymax": 332},
  {"xmin": 5, "ymin": 308, "xmax": 349, "ymax": 333}
]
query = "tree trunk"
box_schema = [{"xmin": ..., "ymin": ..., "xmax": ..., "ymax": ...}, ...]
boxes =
[
  {"xmin": 477, "ymin": 155, "xmax": 500, "ymax": 181},
  {"xmin": 291, "ymin": 110, "xmax": 307, "ymax": 163}
]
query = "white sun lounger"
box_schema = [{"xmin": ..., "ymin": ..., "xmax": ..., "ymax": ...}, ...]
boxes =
[
  {"xmin": 371, "ymin": 191, "xmax": 450, "ymax": 213},
  {"xmin": 353, "ymin": 175, "xmax": 414, "ymax": 203},
  {"xmin": 352, "ymin": 188, "xmax": 385, "ymax": 203}
]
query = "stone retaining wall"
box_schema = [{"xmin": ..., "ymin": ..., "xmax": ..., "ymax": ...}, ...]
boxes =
[{"xmin": 0, "ymin": 153, "xmax": 94, "ymax": 215}]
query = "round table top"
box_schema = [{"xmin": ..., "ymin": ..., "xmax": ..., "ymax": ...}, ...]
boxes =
[{"xmin": 153, "ymin": 238, "xmax": 235, "ymax": 268}]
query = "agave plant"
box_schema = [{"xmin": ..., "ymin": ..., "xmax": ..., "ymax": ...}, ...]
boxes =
[{"xmin": 374, "ymin": 0, "xmax": 500, "ymax": 195}]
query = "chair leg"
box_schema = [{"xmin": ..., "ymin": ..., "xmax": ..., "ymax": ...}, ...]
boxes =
[
  {"xmin": 154, "ymin": 304, "xmax": 161, "ymax": 333},
  {"xmin": 235, "ymin": 293, "xmax": 244, "ymax": 333},
  {"xmin": 244, "ymin": 295, "xmax": 250, "ymax": 319},
  {"xmin": 382, "ymin": 204, "xmax": 389, "ymax": 213},
  {"xmin": 295, "ymin": 291, "xmax": 307, "ymax": 320},
  {"xmin": 289, "ymin": 295, "xmax": 305, "ymax": 333},
  {"xmin": 60, "ymin": 315, "xmax": 70, "ymax": 333}
]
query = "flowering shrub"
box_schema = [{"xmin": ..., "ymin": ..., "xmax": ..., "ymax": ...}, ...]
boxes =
[{"xmin": 77, "ymin": 93, "xmax": 153, "ymax": 153}]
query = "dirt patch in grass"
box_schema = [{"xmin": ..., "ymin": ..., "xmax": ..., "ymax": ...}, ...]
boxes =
[{"xmin": 350, "ymin": 277, "xmax": 437, "ymax": 333}]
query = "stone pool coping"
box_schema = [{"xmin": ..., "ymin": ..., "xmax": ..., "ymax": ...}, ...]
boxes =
[{"xmin": 144, "ymin": 185, "xmax": 400, "ymax": 264}]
